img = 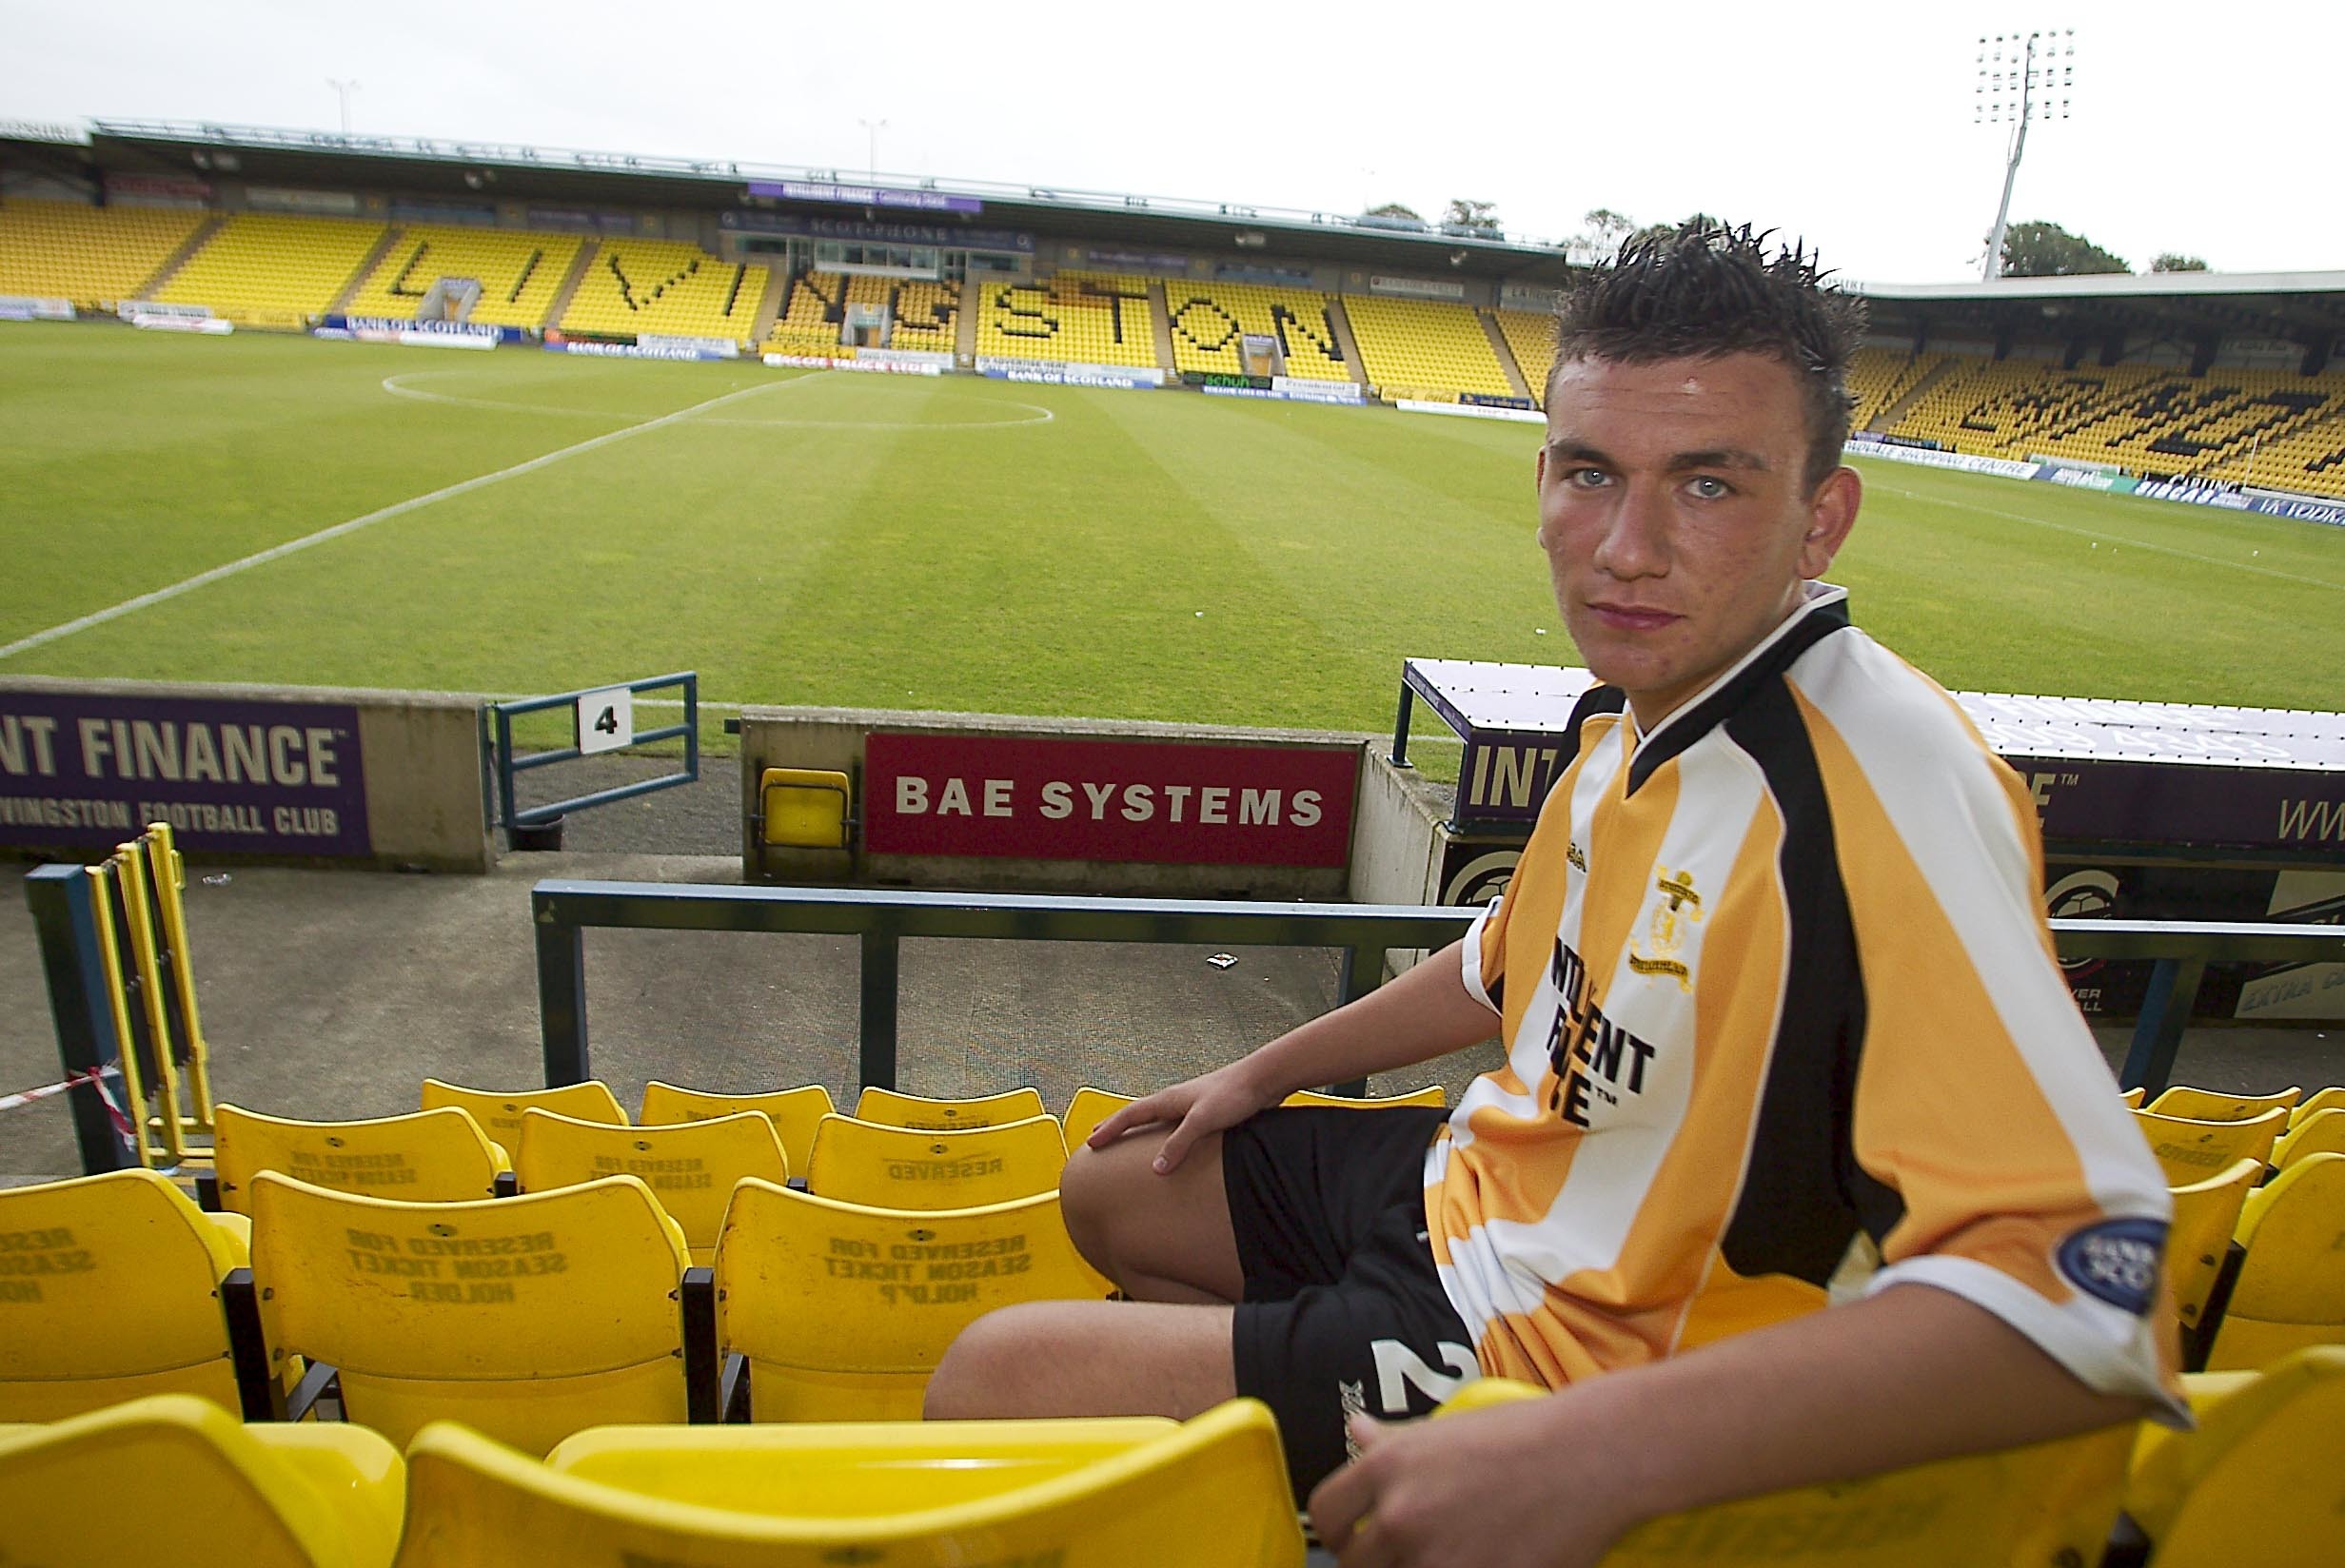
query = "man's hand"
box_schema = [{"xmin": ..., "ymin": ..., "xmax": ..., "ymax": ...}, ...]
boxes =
[
  {"xmin": 1309, "ymin": 1404, "xmax": 1633, "ymax": 1568},
  {"xmin": 1084, "ymin": 1060, "xmax": 1277, "ymax": 1174}
]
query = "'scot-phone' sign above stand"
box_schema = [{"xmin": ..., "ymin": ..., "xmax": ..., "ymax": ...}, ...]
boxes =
[
  {"xmin": 863, "ymin": 733, "xmax": 1356, "ymax": 867},
  {"xmin": 0, "ymin": 690, "xmax": 371, "ymax": 854}
]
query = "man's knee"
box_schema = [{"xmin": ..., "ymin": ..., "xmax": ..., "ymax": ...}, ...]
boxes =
[
  {"xmin": 925, "ymin": 1303, "xmax": 1057, "ymax": 1421},
  {"xmin": 1059, "ymin": 1141, "xmax": 1128, "ymax": 1274}
]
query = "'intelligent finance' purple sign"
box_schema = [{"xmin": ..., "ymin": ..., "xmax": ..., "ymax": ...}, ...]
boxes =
[{"xmin": 0, "ymin": 691, "xmax": 371, "ymax": 855}]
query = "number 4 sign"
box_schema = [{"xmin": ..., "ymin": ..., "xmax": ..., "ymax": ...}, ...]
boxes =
[{"xmin": 576, "ymin": 686, "xmax": 634, "ymax": 755}]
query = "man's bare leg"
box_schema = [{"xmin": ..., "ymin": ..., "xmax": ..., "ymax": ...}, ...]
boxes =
[
  {"xmin": 1059, "ymin": 1125, "xmax": 1245, "ymax": 1304},
  {"xmin": 923, "ymin": 1300, "xmax": 1235, "ymax": 1420}
]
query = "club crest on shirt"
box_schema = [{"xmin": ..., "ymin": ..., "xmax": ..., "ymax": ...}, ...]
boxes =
[{"xmin": 1627, "ymin": 866, "xmax": 1703, "ymax": 990}]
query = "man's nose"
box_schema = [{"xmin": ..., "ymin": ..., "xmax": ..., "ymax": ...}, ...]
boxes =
[{"xmin": 1591, "ymin": 482, "xmax": 1670, "ymax": 578}]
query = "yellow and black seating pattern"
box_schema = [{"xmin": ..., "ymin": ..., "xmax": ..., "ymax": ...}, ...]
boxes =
[
  {"xmin": 560, "ymin": 239, "xmax": 769, "ymax": 344},
  {"xmin": 1162, "ymin": 283, "xmax": 1353, "ymax": 381},
  {"xmin": 972, "ymin": 271, "xmax": 1158, "ymax": 367},
  {"xmin": 155, "ymin": 212, "xmax": 388, "ymax": 323},
  {"xmin": 761, "ymin": 267, "xmax": 848, "ymax": 355},
  {"xmin": 0, "ymin": 197, "xmax": 205, "ymax": 307},
  {"xmin": 344, "ymin": 225, "xmax": 583, "ymax": 329}
]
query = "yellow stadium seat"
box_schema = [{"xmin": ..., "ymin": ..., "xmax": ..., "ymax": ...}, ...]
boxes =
[
  {"xmin": 2202, "ymin": 1152, "xmax": 2345, "ymax": 1372},
  {"xmin": 1061, "ymin": 1085, "xmax": 1131, "ymax": 1149},
  {"xmin": 1341, "ymin": 294, "xmax": 1516, "ymax": 402},
  {"xmin": 2123, "ymin": 1347, "xmax": 2345, "ymax": 1566},
  {"xmin": 250, "ymin": 1171, "xmax": 700, "ymax": 1452},
  {"xmin": 0, "ymin": 198, "xmax": 206, "ymax": 308},
  {"xmin": 0, "ymin": 1168, "xmax": 271, "ymax": 1421},
  {"xmin": 421, "ymin": 1077, "xmax": 627, "ymax": 1149},
  {"xmin": 2271, "ymin": 1107, "xmax": 2345, "ymax": 1172},
  {"xmin": 559, "ymin": 239, "xmax": 770, "ymax": 345},
  {"xmin": 393, "ymin": 1399, "xmax": 1303, "ymax": 1565},
  {"xmin": 2131, "ymin": 1106, "xmax": 2289, "ymax": 1188},
  {"xmin": 516, "ymin": 1107, "xmax": 785, "ymax": 1264},
  {"xmin": 2291, "ymin": 1086, "xmax": 2345, "ymax": 1127},
  {"xmin": 2122, "ymin": 1086, "xmax": 2148, "ymax": 1108},
  {"xmin": 155, "ymin": 212, "xmax": 388, "ymax": 323},
  {"xmin": 640, "ymin": 1081, "xmax": 836, "ymax": 1176},
  {"xmin": 0, "ymin": 1393, "xmax": 403, "ymax": 1568},
  {"xmin": 1436, "ymin": 1379, "xmax": 2129, "ymax": 1565},
  {"xmin": 854, "ymin": 1085, "xmax": 1048, "ymax": 1129},
  {"xmin": 715, "ymin": 1179, "xmax": 1113, "ymax": 1421},
  {"xmin": 2150, "ymin": 1085, "xmax": 2301, "ymax": 1122},
  {"xmin": 1284, "ymin": 1086, "xmax": 1448, "ymax": 1109},
  {"xmin": 207, "ymin": 1103, "xmax": 508, "ymax": 1214},
  {"xmin": 805, "ymin": 1112, "xmax": 1068, "ymax": 1210},
  {"xmin": 2166, "ymin": 1159, "xmax": 2259, "ymax": 1343},
  {"xmin": 971, "ymin": 272, "xmax": 1159, "ymax": 368},
  {"xmin": 344, "ymin": 223, "xmax": 583, "ymax": 330}
]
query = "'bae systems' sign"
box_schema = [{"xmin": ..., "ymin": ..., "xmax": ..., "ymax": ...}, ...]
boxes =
[{"xmin": 863, "ymin": 734, "xmax": 1356, "ymax": 867}]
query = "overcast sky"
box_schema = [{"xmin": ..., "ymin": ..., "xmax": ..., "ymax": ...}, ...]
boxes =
[{"xmin": 5, "ymin": 0, "xmax": 2336, "ymax": 284}]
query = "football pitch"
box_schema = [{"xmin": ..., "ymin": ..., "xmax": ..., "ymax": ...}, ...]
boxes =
[{"xmin": 4, "ymin": 324, "xmax": 2340, "ymax": 754}]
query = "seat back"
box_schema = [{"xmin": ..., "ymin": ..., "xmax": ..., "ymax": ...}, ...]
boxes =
[
  {"xmin": 716, "ymin": 1179, "xmax": 1113, "ymax": 1421},
  {"xmin": 2151, "ymin": 1085, "xmax": 2301, "ymax": 1122},
  {"xmin": 0, "ymin": 1393, "xmax": 404, "ymax": 1568},
  {"xmin": 640, "ymin": 1081, "xmax": 835, "ymax": 1174},
  {"xmin": 806, "ymin": 1112, "xmax": 1068, "ymax": 1211},
  {"xmin": 1284, "ymin": 1085, "xmax": 1447, "ymax": 1109},
  {"xmin": 1437, "ymin": 1380, "xmax": 2127, "ymax": 1566},
  {"xmin": 250, "ymin": 1171, "xmax": 691, "ymax": 1452},
  {"xmin": 2132, "ymin": 1106, "xmax": 2289, "ymax": 1187},
  {"xmin": 0, "ymin": 1168, "xmax": 246, "ymax": 1420},
  {"xmin": 2271, "ymin": 1107, "xmax": 2345, "ymax": 1173},
  {"xmin": 2206, "ymin": 1152, "xmax": 2345, "ymax": 1371},
  {"xmin": 213, "ymin": 1103, "xmax": 504, "ymax": 1214},
  {"xmin": 1061, "ymin": 1086, "xmax": 1131, "ymax": 1149},
  {"xmin": 516, "ymin": 1108, "xmax": 785, "ymax": 1264},
  {"xmin": 853, "ymin": 1086, "xmax": 1048, "ymax": 1129},
  {"xmin": 2166, "ymin": 1158, "xmax": 2260, "ymax": 1337},
  {"xmin": 2138, "ymin": 1346, "xmax": 2345, "ymax": 1567},
  {"xmin": 420, "ymin": 1078, "xmax": 627, "ymax": 1149},
  {"xmin": 2291, "ymin": 1086, "xmax": 2345, "ymax": 1126},
  {"xmin": 394, "ymin": 1399, "xmax": 1303, "ymax": 1565},
  {"xmin": 2122, "ymin": 1086, "xmax": 2148, "ymax": 1108}
]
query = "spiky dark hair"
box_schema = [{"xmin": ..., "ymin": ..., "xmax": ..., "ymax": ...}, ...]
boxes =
[{"xmin": 1551, "ymin": 222, "xmax": 1867, "ymax": 491}]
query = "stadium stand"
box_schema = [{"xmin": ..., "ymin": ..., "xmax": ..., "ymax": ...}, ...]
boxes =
[
  {"xmin": 884, "ymin": 276, "xmax": 958, "ymax": 354},
  {"xmin": 0, "ymin": 1393, "xmax": 405, "ymax": 1568},
  {"xmin": 393, "ymin": 1400, "xmax": 1305, "ymax": 1563},
  {"xmin": 853, "ymin": 1085, "xmax": 1047, "ymax": 1129},
  {"xmin": 803, "ymin": 1113, "xmax": 1068, "ymax": 1210},
  {"xmin": 513, "ymin": 1108, "xmax": 786, "ymax": 1264},
  {"xmin": 0, "ymin": 1169, "xmax": 267, "ymax": 1421},
  {"xmin": 0, "ymin": 197, "xmax": 206, "ymax": 308},
  {"xmin": 714, "ymin": 1179, "xmax": 1112, "ymax": 1421},
  {"xmin": 560, "ymin": 238, "xmax": 770, "ymax": 344},
  {"xmin": 2272, "ymin": 1107, "xmax": 2345, "ymax": 1172},
  {"xmin": 1493, "ymin": 307, "xmax": 1556, "ymax": 402},
  {"xmin": 2151, "ymin": 1084, "xmax": 2301, "ymax": 1122},
  {"xmin": 1341, "ymin": 294, "xmax": 1517, "ymax": 402},
  {"xmin": 2133, "ymin": 1106, "xmax": 2290, "ymax": 1187},
  {"xmin": 762, "ymin": 266, "xmax": 848, "ymax": 354},
  {"xmin": 343, "ymin": 224, "xmax": 583, "ymax": 329},
  {"xmin": 1439, "ymin": 1377, "xmax": 2132, "ymax": 1565},
  {"xmin": 2165, "ymin": 1158, "xmax": 2259, "ymax": 1346},
  {"xmin": 640, "ymin": 1081, "xmax": 835, "ymax": 1175},
  {"xmin": 2121, "ymin": 1347, "xmax": 2345, "ymax": 1566},
  {"xmin": 205, "ymin": 1105, "xmax": 508, "ymax": 1214},
  {"xmin": 153, "ymin": 212, "xmax": 388, "ymax": 323},
  {"xmin": 2200, "ymin": 1151, "xmax": 2345, "ymax": 1372},
  {"xmin": 971, "ymin": 271, "xmax": 1158, "ymax": 367},
  {"xmin": 249, "ymin": 1171, "xmax": 697, "ymax": 1452},
  {"xmin": 420, "ymin": 1077, "xmax": 627, "ymax": 1150},
  {"xmin": 1161, "ymin": 282, "xmax": 1353, "ymax": 382}
]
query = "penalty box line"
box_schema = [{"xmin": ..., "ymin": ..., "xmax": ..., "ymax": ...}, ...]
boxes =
[{"xmin": 0, "ymin": 374, "xmax": 818, "ymax": 664}]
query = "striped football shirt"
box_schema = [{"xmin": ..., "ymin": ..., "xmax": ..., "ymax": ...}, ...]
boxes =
[{"xmin": 1429, "ymin": 582, "xmax": 2183, "ymax": 1416}]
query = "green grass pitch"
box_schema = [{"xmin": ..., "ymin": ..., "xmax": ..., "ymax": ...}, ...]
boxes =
[{"xmin": 3, "ymin": 323, "xmax": 2339, "ymax": 756}]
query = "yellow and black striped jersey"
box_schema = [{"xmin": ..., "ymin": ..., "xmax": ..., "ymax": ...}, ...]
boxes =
[{"xmin": 1431, "ymin": 582, "xmax": 2183, "ymax": 1417}]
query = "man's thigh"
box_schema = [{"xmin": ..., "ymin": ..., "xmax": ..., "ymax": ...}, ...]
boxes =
[{"xmin": 925, "ymin": 1299, "xmax": 1237, "ymax": 1421}]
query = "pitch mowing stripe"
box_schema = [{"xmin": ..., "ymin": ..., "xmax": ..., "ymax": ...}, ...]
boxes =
[
  {"xmin": 1862, "ymin": 476, "xmax": 2344, "ymax": 593},
  {"xmin": 0, "ymin": 374, "xmax": 820, "ymax": 663}
]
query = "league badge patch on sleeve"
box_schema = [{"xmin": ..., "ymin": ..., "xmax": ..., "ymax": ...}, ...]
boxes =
[{"xmin": 2056, "ymin": 1217, "xmax": 2166, "ymax": 1315}]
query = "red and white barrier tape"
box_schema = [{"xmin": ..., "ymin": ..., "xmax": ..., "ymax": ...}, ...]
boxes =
[{"xmin": 0, "ymin": 1068, "xmax": 135, "ymax": 1137}]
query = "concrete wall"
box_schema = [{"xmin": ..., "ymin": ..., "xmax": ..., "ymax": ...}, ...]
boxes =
[
  {"xmin": 0, "ymin": 676, "xmax": 492, "ymax": 872},
  {"xmin": 739, "ymin": 705, "xmax": 1371, "ymax": 898}
]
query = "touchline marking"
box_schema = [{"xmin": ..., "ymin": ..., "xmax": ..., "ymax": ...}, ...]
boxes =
[
  {"xmin": 1867, "ymin": 480, "xmax": 2344, "ymax": 593},
  {"xmin": 0, "ymin": 376, "xmax": 816, "ymax": 663}
]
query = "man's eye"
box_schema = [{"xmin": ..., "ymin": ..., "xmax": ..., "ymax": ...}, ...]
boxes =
[
  {"xmin": 1687, "ymin": 476, "xmax": 1733, "ymax": 499},
  {"xmin": 1567, "ymin": 468, "xmax": 1609, "ymax": 488}
]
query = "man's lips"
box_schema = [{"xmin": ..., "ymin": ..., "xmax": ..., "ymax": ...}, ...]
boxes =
[{"xmin": 1586, "ymin": 602, "xmax": 1681, "ymax": 631}]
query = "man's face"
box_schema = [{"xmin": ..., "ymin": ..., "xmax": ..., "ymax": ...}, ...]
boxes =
[{"xmin": 1535, "ymin": 352, "xmax": 1860, "ymax": 728}]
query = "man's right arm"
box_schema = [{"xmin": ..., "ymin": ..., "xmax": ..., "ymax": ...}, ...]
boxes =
[{"xmin": 1084, "ymin": 940, "xmax": 1500, "ymax": 1172}]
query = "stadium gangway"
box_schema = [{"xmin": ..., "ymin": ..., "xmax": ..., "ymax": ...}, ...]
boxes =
[
  {"xmin": 491, "ymin": 673, "xmax": 698, "ymax": 852},
  {"xmin": 523, "ymin": 880, "xmax": 2345, "ymax": 1103}
]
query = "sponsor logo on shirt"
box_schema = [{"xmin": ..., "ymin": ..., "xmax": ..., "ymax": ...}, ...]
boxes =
[
  {"xmin": 1567, "ymin": 839, "xmax": 1587, "ymax": 872},
  {"xmin": 2055, "ymin": 1217, "xmax": 2166, "ymax": 1315},
  {"xmin": 1547, "ymin": 940, "xmax": 1660, "ymax": 1128},
  {"xmin": 1626, "ymin": 867, "xmax": 1703, "ymax": 991}
]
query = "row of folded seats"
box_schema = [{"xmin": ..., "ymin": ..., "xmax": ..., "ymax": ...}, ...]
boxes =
[
  {"xmin": 558, "ymin": 238, "xmax": 770, "ymax": 344},
  {"xmin": 760, "ymin": 270, "xmax": 961, "ymax": 358},
  {"xmin": 340, "ymin": 224, "xmax": 584, "ymax": 330},
  {"xmin": 1340, "ymin": 294, "xmax": 1517, "ymax": 404},
  {"xmin": 152, "ymin": 212, "xmax": 390, "ymax": 325},
  {"xmin": 1163, "ymin": 284, "xmax": 1354, "ymax": 382},
  {"xmin": 1, "ymin": 1075, "xmax": 2337, "ymax": 1563},
  {"xmin": 970, "ymin": 271, "xmax": 1159, "ymax": 367},
  {"xmin": 0, "ymin": 197, "xmax": 207, "ymax": 308}
]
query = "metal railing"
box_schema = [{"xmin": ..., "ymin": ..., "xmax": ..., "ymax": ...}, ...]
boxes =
[
  {"xmin": 492, "ymin": 673, "xmax": 697, "ymax": 848},
  {"xmin": 529, "ymin": 880, "xmax": 2345, "ymax": 1102}
]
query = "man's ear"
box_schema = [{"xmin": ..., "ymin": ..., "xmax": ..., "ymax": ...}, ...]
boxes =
[
  {"xmin": 1534, "ymin": 443, "xmax": 1547, "ymax": 492},
  {"xmin": 1798, "ymin": 465, "xmax": 1862, "ymax": 579}
]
